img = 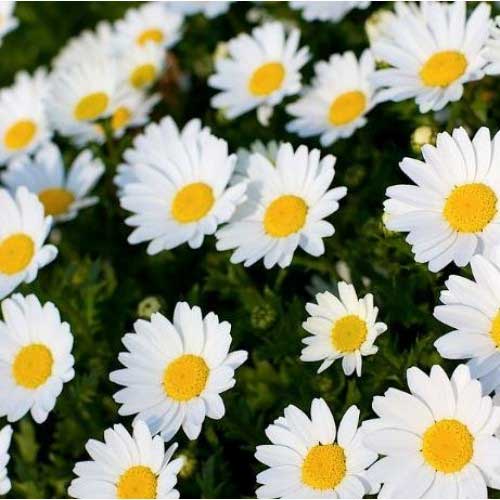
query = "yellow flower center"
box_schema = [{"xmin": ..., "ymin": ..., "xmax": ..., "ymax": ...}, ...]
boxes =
[
  {"xmin": 130, "ymin": 63, "xmax": 157, "ymax": 89},
  {"xmin": 301, "ymin": 444, "xmax": 346, "ymax": 490},
  {"xmin": 328, "ymin": 91, "xmax": 366, "ymax": 126},
  {"xmin": 116, "ymin": 465, "xmax": 158, "ymax": 499},
  {"xmin": 74, "ymin": 92, "xmax": 109, "ymax": 121},
  {"xmin": 4, "ymin": 120, "xmax": 37, "ymax": 150},
  {"xmin": 12, "ymin": 344, "xmax": 53, "ymax": 389},
  {"xmin": 421, "ymin": 419, "xmax": 474, "ymax": 473},
  {"xmin": 490, "ymin": 311, "xmax": 500, "ymax": 348},
  {"xmin": 263, "ymin": 195, "xmax": 308, "ymax": 237},
  {"xmin": 331, "ymin": 314, "xmax": 368, "ymax": 353},
  {"xmin": 111, "ymin": 106, "xmax": 132, "ymax": 132},
  {"xmin": 38, "ymin": 188, "xmax": 75, "ymax": 216},
  {"xmin": 163, "ymin": 354, "xmax": 209, "ymax": 402},
  {"xmin": 420, "ymin": 51, "xmax": 467, "ymax": 87},
  {"xmin": 248, "ymin": 62, "xmax": 285, "ymax": 97},
  {"xmin": 137, "ymin": 29, "xmax": 164, "ymax": 46},
  {"xmin": 171, "ymin": 182, "xmax": 214, "ymax": 224},
  {"xmin": 443, "ymin": 183, "xmax": 497, "ymax": 233},
  {"xmin": 0, "ymin": 233, "xmax": 34, "ymax": 275}
]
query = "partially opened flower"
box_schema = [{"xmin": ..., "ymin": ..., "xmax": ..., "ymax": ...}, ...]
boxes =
[
  {"xmin": 0, "ymin": 294, "xmax": 74, "ymax": 423},
  {"xmin": 364, "ymin": 364, "xmax": 500, "ymax": 498},
  {"xmin": 0, "ymin": 425, "xmax": 12, "ymax": 495},
  {"xmin": 233, "ymin": 140, "xmax": 281, "ymax": 184},
  {"xmin": 209, "ymin": 22, "xmax": 310, "ymax": 118},
  {"xmin": 110, "ymin": 302, "xmax": 248, "ymax": 440},
  {"xmin": 68, "ymin": 420, "xmax": 183, "ymax": 499},
  {"xmin": 256, "ymin": 398, "xmax": 377, "ymax": 498},
  {"xmin": 384, "ymin": 127, "xmax": 500, "ymax": 272},
  {"xmin": 2, "ymin": 142, "xmax": 104, "ymax": 222},
  {"xmin": 290, "ymin": 1, "xmax": 370, "ymax": 22}
]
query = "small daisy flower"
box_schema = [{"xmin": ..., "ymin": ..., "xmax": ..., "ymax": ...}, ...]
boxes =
[
  {"xmin": 287, "ymin": 50, "xmax": 377, "ymax": 147},
  {"xmin": 208, "ymin": 21, "xmax": 310, "ymax": 119},
  {"xmin": 485, "ymin": 16, "xmax": 500, "ymax": 76},
  {"xmin": 216, "ymin": 143, "xmax": 347, "ymax": 269},
  {"xmin": 110, "ymin": 302, "xmax": 248, "ymax": 441},
  {"xmin": 0, "ymin": 425, "xmax": 12, "ymax": 495},
  {"xmin": 0, "ymin": 187, "xmax": 57, "ymax": 299},
  {"xmin": 301, "ymin": 282, "xmax": 387, "ymax": 376},
  {"xmin": 290, "ymin": 1, "xmax": 370, "ymax": 23},
  {"xmin": 233, "ymin": 140, "xmax": 281, "ymax": 184},
  {"xmin": 371, "ymin": 1, "xmax": 491, "ymax": 113},
  {"xmin": 169, "ymin": 1, "xmax": 231, "ymax": 18},
  {"xmin": 434, "ymin": 253, "xmax": 500, "ymax": 396},
  {"xmin": 68, "ymin": 420, "xmax": 183, "ymax": 499},
  {"xmin": 0, "ymin": 1, "xmax": 18, "ymax": 45},
  {"xmin": 0, "ymin": 293, "xmax": 74, "ymax": 423},
  {"xmin": 255, "ymin": 398, "xmax": 377, "ymax": 499},
  {"xmin": 0, "ymin": 68, "xmax": 51, "ymax": 165},
  {"xmin": 364, "ymin": 364, "xmax": 500, "ymax": 498},
  {"xmin": 116, "ymin": 116, "xmax": 246, "ymax": 254},
  {"xmin": 115, "ymin": 2, "xmax": 183, "ymax": 50},
  {"xmin": 2, "ymin": 142, "xmax": 104, "ymax": 222},
  {"xmin": 384, "ymin": 127, "xmax": 500, "ymax": 272}
]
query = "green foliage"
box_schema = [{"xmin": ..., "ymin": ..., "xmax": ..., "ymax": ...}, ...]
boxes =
[{"xmin": 3, "ymin": 1, "xmax": 500, "ymax": 498}]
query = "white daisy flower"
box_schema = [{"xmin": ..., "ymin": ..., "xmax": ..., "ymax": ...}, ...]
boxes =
[
  {"xmin": 290, "ymin": 1, "xmax": 370, "ymax": 23},
  {"xmin": 434, "ymin": 253, "xmax": 500, "ymax": 396},
  {"xmin": 301, "ymin": 282, "xmax": 387, "ymax": 376},
  {"xmin": 208, "ymin": 21, "xmax": 310, "ymax": 119},
  {"xmin": 115, "ymin": 2, "xmax": 183, "ymax": 50},
  {"xmin": 68, "ymin": 420, "xmax": 183, "ymax": 499},
  {"xmin": 364, "ymin": 364, "xmax": 500, "ymax": 498},
  {"xmin": 371, "ymin": 1, "xmax": 491, "ymax": 113},
  {"xmin": 216, "ymin": 143, "xmax": 347, "ymax": 269},
  {"xmin": 485, "ymin": 16, "xmax": 500, "ymax": 75},
  {"xmin": 0, "ymin": 425, "xmax": 12, "ymax": 495},
  {"xmin": 255, "ymin": 398, "xmax": 377, "ymax": 499},
  {"xmin": 287, "ymin": 50, "xmax": 377, "ymax": 147},
  {"xmin": 0, "ymin": 187, "xmax": 57, "ymax": 299},
  {"xmin": 0, "ymin": 1, "xmax": 18, "ymax": 45},
  {"xmin": 384, "ymin": 127, "xmax": 500, "ymax": 273},
  {"xmin": 233, "ymin": 140, "xmax": 281, "ymax": 184},
  {"xmin": 0, "ymin": 293, "xmax": 74, "ymax": 423},
  {"xmin": 116, "ymin": 116, "xmax": 246, "ymax": 254},
  {"xmin": 0, "ymin": 68, "xmax": 51, "ymax": 165},
  {"xmin": 169, "ymin": 1, "xmax": 230, "ymax": 18},
  {"xmin": 2, "ymin": 142, "xmax": 104, "ymax": 223},
  {"xmin": 110, "ymin": 302, "xmax": 248, "ymax": 441}
]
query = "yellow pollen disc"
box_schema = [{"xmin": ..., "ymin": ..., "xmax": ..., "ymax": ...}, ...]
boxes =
[
  {"xmin": 163, "ymin": 354, "xmax": 209, "ymax": 402},
  {"xmin": 443, "ymin": 183, "xmax": 497, "ymax": 233},
  {"xmin": 420, "ymin": 50, "xmax": 467, "ymax": 87},
  {"xmin": 422, "ymin": 419, "xmax": 473, "ymax": 473},
  {"xmin": 171, "ymin": 182, "xmax": 214, "ymax": 224},
  {"xmin": 111, "ymin": 106, "xmax": 132, "ymax": 131},
  {"xmin": 490, "ymin": 311, "xmax": 500, "ymax": 348},
  {"xmin": 38, "ymin": 188, "xmax": 75, "ymax": 216},
  {"xmin": 12, "ymin": 344, "xmax": 53, "ymax": 389},
  {"xmin": 301, "ymin": 444, "xmax": 346, "ymax": 490},
  {"xmin": 328, "ymin": 91, "xmax": 366, "ymax": 126},
  {"xmin": 130, "ymin": 63, "xmax": 157, "ymax": 89},
  {"xmin": 248, "ymin": 62, "xmax": 285, "ymax": 96},
  {"xmin": 331, "ymin": 314, "xmax": 368, "ymax": 353},
  {"xmin": 263, "ymin": 195, "xmax": 308, "ymax": 238},
  {"xmin": 74, "ymin": 92, "xmax": 109, "ymax": 121},
  {"xmin": 0, "ymin": 233, "xmax": 34, "ymax": 275},
  {"xmin": 116, "ymin": 465, "xmax": 158, "ymax": 499},
  {"xmin": 137, "ymin": 28, "xmax": 164, "ymax": 46},
  {"xmin": 4, "ymin": 120, "xmax": 37, "ymax": 150}
]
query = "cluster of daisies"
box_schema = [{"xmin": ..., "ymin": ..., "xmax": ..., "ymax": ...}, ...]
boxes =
[{"xmin": 2, "ymin": 0, "xmax": 500, "ymax": 499}]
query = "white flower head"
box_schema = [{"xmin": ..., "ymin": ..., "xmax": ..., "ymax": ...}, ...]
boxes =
[
  {"xmin": 0, "ymin": 294, "xmax": 74, "ymax": 423},
  {"xmin": 233, "ymin": 139, "xmax": 281, "ymax": 184},
  {"xmin": 290, "ymin": 1, "xmax": 370, "ymax": 22},
  {"xmin": 371, "ymin": 1, "xmax": 491, "ymax": 113},
  {"xmin": 384, "ymin": 127, "xmax": 500, "ymax": 272},
  {"xmin": 68, "ymin": 420, "xmax": 183, "ymax": 499},
  {"xmin": 168, "ymin": 1, "xmax": 231, "ymax": 18},
  {"xmin": 301, "ymin": 282, "xmax": 387, "ymax": 376},
  {"xmin": 0, "ymin": 1, "xmax": 18, "ymax": 45},
  {"xmin": 256, "ymin": 398, "xmax": 377, "ymax": 498},
  {"xmin": 209, "ymin": 21, "xmax": 310, "ymax": 119},
  {"xmin": 485, "ymin": 16, "xmax": 500, "ymax": 76},
  {"xmin": 364, "ymin": 364, "xmax": 500, "ymax": 498},
  {"xmin": 0, "ymin": 425, "xmax": 12, "ymax": 495},
  {"xmin": 110, "ymin": 302, "xmax": 248, "ymax": 441},
  {"xmin": 216, "ymin": 143, "xmax": 347, "ymax": 269},
  {"xmin": 287, "ymin": 50, "xmax": 378, "ymax": 147}
]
